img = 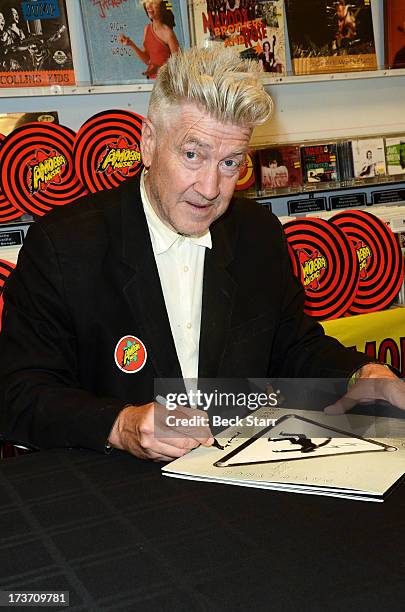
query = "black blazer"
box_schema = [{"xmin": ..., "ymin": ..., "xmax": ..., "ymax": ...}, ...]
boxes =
[{"xmin": 0, "ymin": 176, "xmax": 370, "ymax": 451}]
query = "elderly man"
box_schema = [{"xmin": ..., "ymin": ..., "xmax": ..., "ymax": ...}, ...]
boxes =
[{"xmin": 0, "ymin": 47, "xmax": 399, "ymax": 461}]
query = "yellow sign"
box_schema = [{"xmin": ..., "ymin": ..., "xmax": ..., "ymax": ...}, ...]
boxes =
[{"xmin": 321, "ymin": 308, "xmax": 405, "ymax": 376}]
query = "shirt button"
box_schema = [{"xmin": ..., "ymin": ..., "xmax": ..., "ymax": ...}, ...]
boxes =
[
  {"xmin": 186, "ymin": 322, "xmax": 192, "ymax": 329},
  {"xmin": 184, "ymin": 265, "xmax": 189, "ymax": 272}
]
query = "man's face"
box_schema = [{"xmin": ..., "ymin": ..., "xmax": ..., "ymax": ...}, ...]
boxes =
[
  {"xmin": 141, "ymin": 103, "xmax": 252, "ymax": 236},
  {"xmin": 11, "ymin": 8, "xmax": 19, "ymax": 22}
]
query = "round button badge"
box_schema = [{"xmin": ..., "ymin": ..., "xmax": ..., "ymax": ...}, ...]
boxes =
[{"xmin": 114, "ymin": 335, "xmax": 147, "ymax": 374}]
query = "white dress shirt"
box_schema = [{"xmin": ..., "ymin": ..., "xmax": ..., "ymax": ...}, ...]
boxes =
[{"xmin": 140, "ymin": 172, "xmax": 212, "ymax": 384}]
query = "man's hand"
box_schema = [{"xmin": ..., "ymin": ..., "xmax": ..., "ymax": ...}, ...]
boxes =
[
  {"xmin": 107, "ymin": 402, "xmax": 214, "ymax": 461},
  {"xmin": 325, "ymin": 363, "xmax": 405, "ymax": 415}
]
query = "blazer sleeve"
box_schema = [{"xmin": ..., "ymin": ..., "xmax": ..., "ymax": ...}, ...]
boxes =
[{"xmin": 0, "ymin": 222, "xmax": 126, "ymax": 452}]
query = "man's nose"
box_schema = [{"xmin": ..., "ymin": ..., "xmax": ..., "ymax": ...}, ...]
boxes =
[{"xmin": 195, "ymin": 164, "xmax": 220, "ymax": 201}]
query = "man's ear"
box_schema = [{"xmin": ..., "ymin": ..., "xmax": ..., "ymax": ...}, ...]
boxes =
[{"xmin": 140, "ymin": 118, "xmax": 156, "ymax": 169}]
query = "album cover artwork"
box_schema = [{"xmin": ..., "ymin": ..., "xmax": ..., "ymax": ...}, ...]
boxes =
[
  {"xmin": 337, "ymin": 140, "xmax": 355, "ymax": 181},
  {"xmin": 285, "ymin": 0, "xmax": 377, "ymax": 75},
  {"xmin": 385, "ymin": 137, "xmax": 405, "ymax": 176},
  {"xmin": 384, "ymin": 0, "xmax": 405, "ymax": 69},
  {"xmin": 258, "ymin": 145, "xmax": 302, "ymax": 190},
  {"xmin": 189, "ymin": 0, "xmax": 286, "ymax": 73},
  {"xmin": 80, "ymin": 0, "xmax": 185, "ymax": 84},
  {"xmin": 0, "ymin": 0, "xmax": 75, "ymax": 88},
  {"xmin": 301, "ymin": 143, "xmax": 339, "ymax": 183},
  {"xmin": 163, "ymin": 407, "xmax": 405, "ymax": 502},
  {"xmin": 352, "ymin": 137, "xmax": 387, "ymax": 178}
]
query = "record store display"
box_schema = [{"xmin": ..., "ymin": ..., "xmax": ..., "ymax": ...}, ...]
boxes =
[
  {"xmin": 330, "ymin": 210, "xmax": 405, "ymax": 314},
  {"xmin": 73, "ymin": 110, "xmax": 144, "ymax": 193},
  {"xmin": 283, "ymin": 217, "xmax": 359, "ymax": 320},
  {"xmin": 0, "ymin": 122, "xmax": 87, "ymax": 217}
]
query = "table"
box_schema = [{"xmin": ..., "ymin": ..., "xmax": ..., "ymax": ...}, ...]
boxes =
[{"xmin": 0, "ymin": 448, "xmax": 405, "ymax": 612}]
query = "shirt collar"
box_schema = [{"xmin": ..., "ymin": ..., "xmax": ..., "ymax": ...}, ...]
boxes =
[{"xmin": 140, "ymin": 170, "xmax": 212, "ymax": 255}]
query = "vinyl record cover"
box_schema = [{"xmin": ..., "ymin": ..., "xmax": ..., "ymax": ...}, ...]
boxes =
[
  {"xmin": 80, "ymin": 0, "xmax": 185, "ymax": 84},
  {"xmin": 337, "ymin": 140, "xmax": 355, "ymax": 181},
  {"xmin": 352, "ymin": 137, "xmax": 386, "ymax": 178},
  {"xmin": 163, "ymin": 407, "xmax": 405, "ymax": 502},
  {"xmin": 0, "ymin": 0, "xmax": 75, "ymax": 88},
  {"xmin": 259, "ymin": 145, "xmax": 302, "ymax": 190},
  {"xmin": 384, "ymin": 0, "xmax": 405, "ymax": 69},
  {"xmin": 301, "ymin": 143, "xmax": 339, "ymax": 184},
  {"xmin": 189, "ymin": 0, "xmax": 286, "ymax": 73},
  {"xmin": 385, "ymin": 137, "xmax": 405, "ymax": 176},
  {"xmin": 285, "ymin": 0, "xmax": 377, "ymax": 75}
]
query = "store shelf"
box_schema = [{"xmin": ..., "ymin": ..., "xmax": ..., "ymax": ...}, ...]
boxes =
[
  {"xmin": 0, "ymin": 82, "xmax": 154, "ymax": 99},
  {"xmin": 245, "ymin": 174, "xmax": 405, "ymax": 201},
  {"xmin": 263, "ymin": 67, "xmax": 405, "ymax": 86},
  {"xmin": 1, "ymin": 67, "xmax": 405, "ymax": 99}
]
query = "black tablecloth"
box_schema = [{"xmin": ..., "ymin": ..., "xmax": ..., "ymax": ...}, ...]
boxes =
[{"xmin": 1, "ymin": 448, "xmax": 405, "ymax": 611}]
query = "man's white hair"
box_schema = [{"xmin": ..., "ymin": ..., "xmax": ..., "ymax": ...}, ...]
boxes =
[{"xmin": 148, "ymin": 46, "xmax": 273, "ymax": 128}]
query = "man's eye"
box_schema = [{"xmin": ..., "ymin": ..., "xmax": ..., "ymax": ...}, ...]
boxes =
[
  {"xmin": 224, "ymin": 159, "xmax": 238, "ymax": 168},
  {"xmin": 185, "ymin": 151, "xmax": 197, "ymax": 160}
]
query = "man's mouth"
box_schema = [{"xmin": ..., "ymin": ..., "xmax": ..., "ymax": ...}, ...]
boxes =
[{"xmin": 186, "ymin": 201, "xmax": 213, "ymax": 210}]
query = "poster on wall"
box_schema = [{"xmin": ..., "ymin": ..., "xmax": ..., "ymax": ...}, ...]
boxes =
[
  {"xmin": 0, "ymin": 0, "xmax": 75, "ymax": 88},
  {"xmin": 80, "ymin": 0, "xmax": 185, "ymax": 84}
]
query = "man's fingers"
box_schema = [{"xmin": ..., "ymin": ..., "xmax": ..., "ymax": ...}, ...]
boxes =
[
  {"xmin": 138, "ymin": 435, "xmax": 200, "ymax": 459},
  {"xmin": 154, "ymin": 403, "xmax": 214, "ymax": 446},
  {"xmin": 324, "ymin": 399, "xmax": 356, "ymax": 415},
  {"xmin": 325, "ymin": 378, "xmax": 405, "ymax": 415},
  {"xmin": 111, "ymin": 402, "xmax": 216, "ymax": 461},
  {"xmin": 201, "ymin": 436, "xmax": 215, "ymax": 447}
]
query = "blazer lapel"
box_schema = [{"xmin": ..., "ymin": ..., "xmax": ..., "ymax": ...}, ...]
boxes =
[
  {"xmin": 198, "ymin": 218, "xmax": 237, "ymax": 378},
  {"xmin": 106, "ymin": 176, "xmax": 237, "ymax": 382},
  {"xmin": 110, "ymin": 177, "xmax": 182, "ymax": 380}
]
